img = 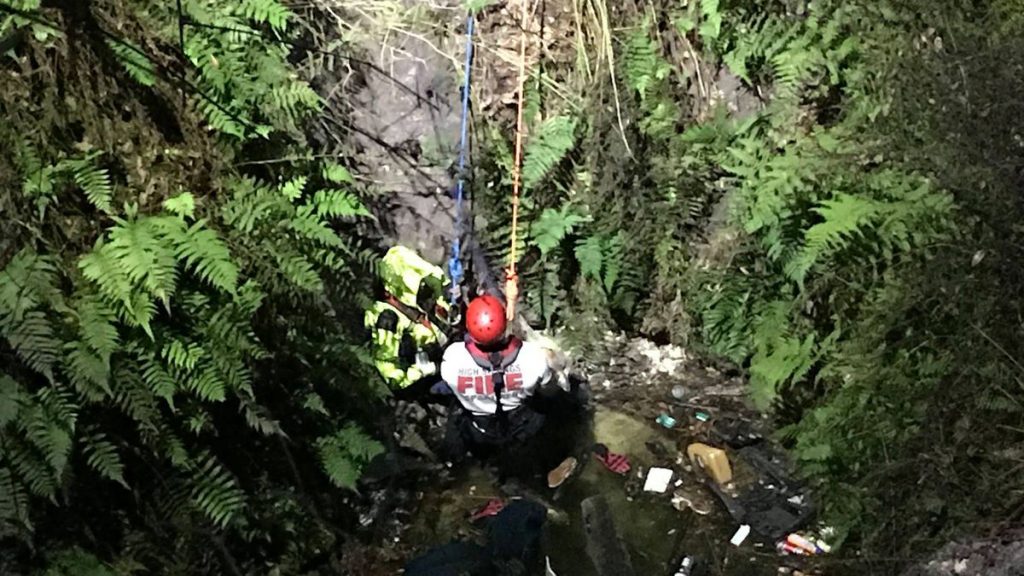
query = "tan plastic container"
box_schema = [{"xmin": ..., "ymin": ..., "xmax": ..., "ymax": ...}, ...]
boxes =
[{"xmin": 686, "ymin": 443, "xmax": 733, "ymax": 485}]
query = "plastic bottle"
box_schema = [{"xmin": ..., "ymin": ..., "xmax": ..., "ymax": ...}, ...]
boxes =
[{"xmin": 674, "ymin": 556, "xmax": 695, "ymax": 576}]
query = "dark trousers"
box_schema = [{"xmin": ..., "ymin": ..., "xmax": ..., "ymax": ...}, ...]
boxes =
[{"xmin": 443, "ymin": 383, "xmax": 590, "ymax": 484}]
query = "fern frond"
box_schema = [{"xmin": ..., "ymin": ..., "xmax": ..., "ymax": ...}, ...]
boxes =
[
  {"xmin": 82, "ymin": 433, "xmax": 127, "ymax": 487},
  {"xmin": 240, "ymin": 399, "xmax": 283, "ymax": 436},
  {"xmin": 288, "ymin": 206, "xmax": 343, "ymax": 247},
  {"xmin": 785, "ymin": 194, "xmax": 882, "ymax": 284},
  {"xmin": 0, "ymin": 249, "xmax": 59, "ymax": 320},
  {"xmin": 62, "ymin": 153, "xmax": 114, "ymax": 214},
  {"xmin": 270, "ymin": 83, "xmax": 321, "ymax": 119},
  {"xmin": 74, "ymin": 293, "xmax": 119, "ymax": 364},
  {"xmin": 0, "ymin": 466, "xmax": 32, "ymax": 533},
  {"xmin": 6, "ymin": 437, "xmax": 57, "ymax": 498},
  {"xmin": 4, "ymin": 310, "xmax": 60, "ymax": 380},
  {"xmin": 530, "ymin": 203, "xmax": 591, "ymax": 256},
  {"xmin": 139, "ymin": 354, "xmax": 178, "ymax": 408},
  {"xmin": 161, "ymin": 340, "xmax": 205, "ymax": 372},
  {"xmin": 238, "ymin": 0, "xmax": 291, "ymax": 31},
  {"xmin": 101, "ymin": 216, "xmax": 180, "ymax": 303},
  {"xmin": 21, "ymin": 404, "xmax": 72, "ymax": 476},
  {"xmin": 105, "ymin": 38, "xmax": 157, "ymax": 86},
  {"xmin": 574, "ymin": 236, "xmax": 603, "ymax": 282},
  {"xmin": 270, "ymin": 244, "xmax": 324, "ymax": 294},
  {"xmin": 0, "ymin": 374, "xmax": 24, "ymax": 427},
  {"xmin": 316, "ymin": 425, "xmax": 384, "ymax": 490},
  {"xmin": 65, "ymin": 340, "xmax": 112, "ymax": 401},
  {"xmin": 311, "ymin": 189, "xmax": 370, "ymax": 218},
  {"xmin": 279, "ymin": 176, "xmax": 307, "ymax": 201},
  {"xmin": 111, "ymin": 367, "xmax": 160, "ymax": 431},
  {"xmin": 187, "ymin": 364, "xmax": 226, "ymax": 402},
  {"xmin": 171, "ymin": 220, "xmax": 239, "ymax": 294},
  {"xmin": 163, "ymin": 192, "xmax": 196, "ymax": 219},
  {"xmin": 189, "ymin": 453, "xmax": 245, "ymax": 528},
  {"xmin": 522, "ymin": 115, "xmax": 577, "ymax": 191},
  {"xmin": 321, "ymin": 163, "xmax": 354, "ymax": 184}
]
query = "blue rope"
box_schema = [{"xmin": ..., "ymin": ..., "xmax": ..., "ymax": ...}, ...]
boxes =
[{"xmin": 448, "ymin": 13, "xmax": 475, "ymax": 305}]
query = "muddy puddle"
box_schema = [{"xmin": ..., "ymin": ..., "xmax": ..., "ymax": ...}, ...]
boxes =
[{"xmin": 402, "ymin": 405, "xmax": 801, "ymax": 576}]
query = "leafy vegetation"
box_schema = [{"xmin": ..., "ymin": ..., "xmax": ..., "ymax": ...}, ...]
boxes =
[
  {"xmin": 475, "ymin": 0, "xmax": 1024, "ymax": 564},
  {"xmin": 4, "ymin": 0, "xmax": 1024, "ymax": 572},
  {"xmin": 1, "ymin": 0, "xmax": 384, "ymax": 572}
]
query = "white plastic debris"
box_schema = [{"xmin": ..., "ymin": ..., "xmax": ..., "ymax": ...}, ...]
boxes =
[
  {"xmin": 730, "ymin": 524, "xmax": 751, "ymax": 546},
  {"xmin": 643, "ymin": 467, "xmax": 674, "ymax": 493},
  {"xmin": 546, "ymin": 556, "xmax": 558, "ymax": 576}
]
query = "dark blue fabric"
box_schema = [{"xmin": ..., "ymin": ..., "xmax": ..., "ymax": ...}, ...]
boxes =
[
  {"xmin": 403, "ymin": 541, "xmax": 492, "ymax": 576},
  {"xmin": 486, "ymin": 499, "xmax": 547, "ymax": 564}
]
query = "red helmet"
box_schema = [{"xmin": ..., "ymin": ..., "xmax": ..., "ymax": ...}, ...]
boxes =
[{"xmin": 466, "ymin": 295, "xmax": 506, "ymax": 346}]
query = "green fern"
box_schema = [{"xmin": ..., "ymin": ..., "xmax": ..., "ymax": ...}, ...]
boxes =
[
  {"xmin": 62, "ymin": 153, "xmax": 114, "ymax": 214},
  {"xmin": 163, "ymin": 192, "xmax": 196, "ymax": 219},
  {"xmin": 4, "ymin": 311, "xmax": 60, "ymax": 380},
  {"xmin": 522, "ymin": 115, "xmax": 577, "ymax": 191},
  {"xmin": 321, "ymin": 163, "xmax": 354, "ymax": 184},
  {"xmin": 316, "ymin": 425, "xmax": 384, "ymax": 490},
  {"xmin": 288, "ymin": 206, "xmax": 344, "ymax": 248},
  {"xmin": 65, "ymin": 340, "xmax": 112, "ymax": 401},
  {"xmin": 162, "ymin": 340, "xmax": 205, "ymax": 372},
  {"xmin": 187, "ymin": 364, "xmax": 227, "ymax": 402},
  {"xmin": 530, "ymin": 203, "xmax": 591, "ymax": 256},
  {"xmin": 138, "ymin": 353, "xmax": 179, "ymax": 408},
  {"xmin": 188, "ymin": 453, "xmax": 246, "ymax": 528},
  {"xmin": 105, "ymin": 38, "xmax": 157, "ymax": 87},
  {"xmin": 74, "ymin": 293, "xmax": 119, "ymax": 364},
  {"xmin": 622, "ymin": 27, "xmax": 672, "ymax": 102},
  {"xmin": 238, "ymin": 0, "xmax": 291, "ymax": 32},
  {"xmin": 699, "ymin": 0, "xmax": 723, "ymax": 41},
  {"xmin": 82, "ymin": 433, "xmax": 127, "ymax": 488},
  {"xmin": 784, "ymin": 194, "xmax": 883, "ymax": 284},
  {"xmin": 7, "ymin": 435, "xmax": 58, "ymax": 498},
  {"xmin": 312, "ymin": 189, "xmax": 370, "ymax": 218},
  {"xmin": 169, "ymin": 220, "xmax": 240, "ymax": 294},
  {"xmin": 0, "ymin": 465, "xmax": 32, "ymax": 533}
]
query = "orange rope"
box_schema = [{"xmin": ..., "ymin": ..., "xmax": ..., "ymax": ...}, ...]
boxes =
[{"xmin": 505, "ymin": 0, "xmax": 530, "ymax": 322}]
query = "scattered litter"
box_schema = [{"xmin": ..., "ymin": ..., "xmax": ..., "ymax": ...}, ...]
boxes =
[
  {"xmin": 672, "ymin": 489, "xmax": 712, "ymax": 515},
  {"xmin": 547, "ymin": 456, "xmax": 578, "ymax": 488},
  {"xmin": 673, "ymin": 555, "xmax": 695, "ymax": 576},
  {"xmin": 730, "ymin": 524, "xmax": 751, "ymax": 546},
  {"xmin": 546, "ymin": 556, "xmax": 557, "ymax": 576},
  {"xmin": 671, "ymin": 385, "xmax": 688, "ymax": 400},
  {"xmin": 593, "ymin": 443, "xmax": 631, "ymax": 475},
  {"xmin": 686, "ymin": 443, "xmax": 733, "ymax": 484},
  {"xmin": 656, "ymin": 413, "xmax": 678, "ymax": 429},
  {"xmin": 711, "ymin": 416, "xmax": 765, "ymax": 448},
  {"xmin": 777, "ymin": 541, "xmax": 807, "ymax": 556},
  {"xmin": 695, "ymin": 411, "xmax": 711, "ymax": 422},
  {"xmin": 643, "ymin": 467, "xmax": 674, "ymax": 493},
  {"xmin": 469, "ymin": 498, "xmax": 506, "ymax": 523},
  {"xmin": 786, "ymin": 533, "xmax": 820, "ymax": 554},
  {"xmin": 674, "ymin": 479, "xmax": 684, "ymax": 487}
]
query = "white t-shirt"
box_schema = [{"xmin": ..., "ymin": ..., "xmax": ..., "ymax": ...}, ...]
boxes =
[{"xmin": 441, "ymin": 340, "xmax": 551, "ymax": 416}]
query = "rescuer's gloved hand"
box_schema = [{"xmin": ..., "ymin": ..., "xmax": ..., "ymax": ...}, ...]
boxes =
[{"xmin": 398, "ymin": 332, "xmax": 416, "ymax": 366}]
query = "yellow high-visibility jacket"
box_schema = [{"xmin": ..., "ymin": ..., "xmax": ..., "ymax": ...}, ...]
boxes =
[{"xmin": 364, "ymin": 247, "xmax": 450, "ymax": 389}]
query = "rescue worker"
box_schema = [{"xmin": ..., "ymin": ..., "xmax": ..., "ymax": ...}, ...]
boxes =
[
  {"xmin": 440, "ymin": 294, "xmax": 577, "ymax": 485},
  {"xmin": 364, "ymin": 246, "xmax": 453, "ymax": 399}
]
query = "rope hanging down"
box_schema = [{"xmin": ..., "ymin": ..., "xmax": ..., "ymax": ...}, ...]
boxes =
[
  {"xmin": 448, "ymin": 13, "xmax": 476, "ymax": 306},
  {"xmin": 505, "ymin": 0, "xmax": 531, "ymax": 322}
]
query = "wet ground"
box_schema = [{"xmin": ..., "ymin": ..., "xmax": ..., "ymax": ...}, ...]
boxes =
[
  {"xmin": 349, "ymin": 332, "xmax": 833, "ymax": 575},
  {"xmin": 397, "ymin": 341, "xmax": 823, "ymax": 576}
]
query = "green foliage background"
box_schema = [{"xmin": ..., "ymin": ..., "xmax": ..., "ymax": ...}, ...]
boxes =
[
  {"xmin": 475, "ymin": 0, "xmax": 1024, "ymax": 563},
  {"xmin": 1, "ymin": 0, "xmax": 386, "ymax": 573},
  {"xmin": 3, "ymin": 0, "xmax": 1024, "ymax": 572}
]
